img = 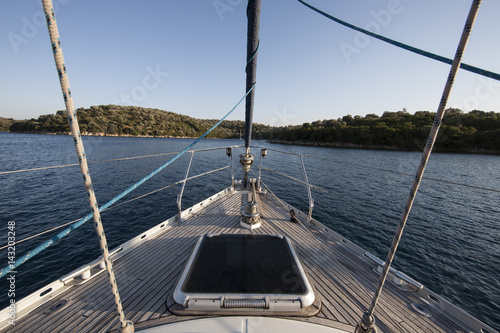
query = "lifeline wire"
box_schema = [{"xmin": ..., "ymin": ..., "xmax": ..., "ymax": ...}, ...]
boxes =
[
  {"xmin": 1, "ymin": 164, "xmax": 231, "ymax": 251},
  {"xmin": 357, "ymin": 1, "xmax": 482, "ymax": 332},
  {"xmin": 298, "ymin": 0, "xmax": 499, "ymax": 82},
  {"xmin": 255, "ymin": 157, "xmax": 500, "ymax": 272},
  {"xmin": 40, "ymin": 1, "xmax": 132, "ymax": 331},
  {"xmin": 0, "ymin": 183, "xmax": 178, "ymax": 251},
  {"xmin": 3, "ymin": 148, "xmax": 499, "ymax": 195},
  {"xmin": 0, "ymin": 152, "xmax": 179, "ymax": 175},
  {"xmin": 264, "ymin": 148, "xmax": 500, "ymax": 194}
]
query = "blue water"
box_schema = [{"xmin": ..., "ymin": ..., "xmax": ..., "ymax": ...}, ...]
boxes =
[{"xmin": 0, "ymin": 132, "xmax": 499, "ymax": 330}]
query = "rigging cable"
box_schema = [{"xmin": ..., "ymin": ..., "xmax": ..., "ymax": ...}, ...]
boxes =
[
  {"xmin": 355, "ymin": 1, "xmax": 482, "ymax": 332},
  {"xmin": 297, "ymin": 0, "xmax": 500, "ymax": 82},
  {"xmin": 39, "ymin": 1, "xmax": 132, "ymax": 331},
  {"xmin": 313, "ymin": 185, "xmax": 500, "ymax": 271}
]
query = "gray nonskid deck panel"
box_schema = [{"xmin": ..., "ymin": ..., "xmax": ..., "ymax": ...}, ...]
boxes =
[{"xmin": 3, "ymin": 191, "xmax": 472, "ymax": 332}]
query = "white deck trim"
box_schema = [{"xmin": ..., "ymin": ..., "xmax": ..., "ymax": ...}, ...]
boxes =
[{"xmin": 137, "ymin": 317, "xmax": 350, "ymax": 333}]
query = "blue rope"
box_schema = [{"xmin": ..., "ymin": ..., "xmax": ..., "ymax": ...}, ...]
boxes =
[
  {"xmin": 0, "ymin": 84, "xmax": 255, "ymax": 279},
  {"xmin": 298, "ymin": 0, "xmax": 500, "ymax": 81}
]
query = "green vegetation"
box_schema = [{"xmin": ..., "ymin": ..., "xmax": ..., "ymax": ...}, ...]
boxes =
[
  {"xmin": 7, "ymin": 105, "xmax": 271, "ymax": 139},
  {"xmin": 0, "ymin": 117, "xmax": 15, "ymax": 132},
  {"xmin": 5, "ymin": 106, "xmax": 500, "ymax": 154},
  {"xmin": 268, "ymin": 109, "xmax": 500, "ymax": 153}
]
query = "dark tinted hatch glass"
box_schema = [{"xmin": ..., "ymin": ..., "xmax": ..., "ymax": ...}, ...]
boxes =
[{"xmin": 182, "ymin": 234, "xmax": 306, "ymax": 294}]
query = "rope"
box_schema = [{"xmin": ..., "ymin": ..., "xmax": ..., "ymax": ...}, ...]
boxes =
[
  {"xmin": 0, "ymin": 81, "xmax": 254, "ymax": 281},
  {"xmin": 297, "ymin": 0, "xmax": 499, "ymax": 82},
  {"xmin": 40, "ymin": 2, "xmax": 133, "ymax": 331},
  {"xmin": 358, "ymin": 1, "xmax": 482, "ymax": 331},
  {"xmin": 0, "ymin": 152, "xmax": 179, "ymax": 175}
]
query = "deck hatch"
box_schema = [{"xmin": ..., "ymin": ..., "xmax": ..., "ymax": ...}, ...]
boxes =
[{"xmin": 172, "ymin": 233, "xmax": 316, "ymax": 313}]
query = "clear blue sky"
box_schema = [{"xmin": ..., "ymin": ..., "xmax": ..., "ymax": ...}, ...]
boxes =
[{"xmin": 1, "ymin": 0, "xmax": 499, "ymax": 126}]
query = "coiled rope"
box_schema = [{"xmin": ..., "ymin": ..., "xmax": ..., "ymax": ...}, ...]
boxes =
[
  {"xmin": 298, "ymin": 0, "xmax": 499, "ymax": 82},
  {"xmin": 356, "ymin": 1, "xmax": 482, "ymax": 332}
]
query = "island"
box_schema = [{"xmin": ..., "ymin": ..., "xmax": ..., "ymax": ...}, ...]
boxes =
[{"xmin": 3, "ymin": 105, "xmax": 499, "ymax": 154}]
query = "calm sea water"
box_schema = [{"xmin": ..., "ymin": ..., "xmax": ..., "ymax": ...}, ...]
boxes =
[{"xmin": 0, "ymin": 132, "xmax": 499, "ymax": 329}]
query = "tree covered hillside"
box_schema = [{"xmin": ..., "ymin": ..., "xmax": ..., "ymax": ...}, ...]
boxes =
[
  {"xmin": 8, "ymin": 105, "xmax": 271, "ymax": 139},
  {"xmin": 5, "ymin": 106, "xmax": 500, "ymax": 154},
  {"xmin": 268, "ymin": 109, "xmax": 500, "ymax": 153},
  {"xmin": 0, "ymin": 117, "xmax": 15, "ymax": 132}
]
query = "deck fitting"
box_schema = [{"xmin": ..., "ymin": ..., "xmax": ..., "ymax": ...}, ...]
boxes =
[{"xmin": 241, "ymin": 200, "xmax": 261, "ymax": 229}]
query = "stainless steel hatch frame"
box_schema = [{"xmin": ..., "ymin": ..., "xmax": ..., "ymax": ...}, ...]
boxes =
[{"xmin": 171, "ymin": 233, "xmax": 318, "ymax": 315}]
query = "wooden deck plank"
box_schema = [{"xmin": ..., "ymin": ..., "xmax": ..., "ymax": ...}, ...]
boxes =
[
  {"xmin": 122, "ymin": 218, "xmax": 241, "ymax": 327},
  {"xmin": 259, "ymin": 211, "xmax": 366, "ymax": 326},
  {"xmin": 37, "ymin": 221, "xmax": 219, "ymax": 331},
  {"xmin": 257, "ymin": 196, "xmax": 447, "ymax": 333},
  {"xmin": 296, "ymin": 227, "xmax": 453, "ymax": 333},
  {"xmin": 252, "ymin": 205, "xmax": 380, "ymax": 328},
  {"xmin": 259, "ymin": 205, "xmax": 406, "ymax": 333},
  {"xmin": 78, "ymin": 216, "xmax": 242, "ymax": 332},
  {"xmin": 20, "ymin": 203, "xmax": 241, "ymax": 333},
  {"xmin": 96, "ymin": 202, "xmax": 245, "ymax": 332},
  {"xmin": 240, "ymin": 197, "xmax": 405, "ymax": 332}
]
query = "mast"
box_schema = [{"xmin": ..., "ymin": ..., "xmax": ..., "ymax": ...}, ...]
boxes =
[
  {"xmin": 240, "ymin": 0, "xmax": 261, "ymax": 188},
  {"xmin": 244, "ymin": 0, "xmax": 261, "ymax": 149}
]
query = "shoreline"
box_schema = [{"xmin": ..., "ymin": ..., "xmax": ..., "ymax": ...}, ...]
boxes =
[
  {"xmin": 3, "ymin": 132, "xmax": 499, "ymax": 155},
  {"xmin": 1, "ymin": 131, "xmax": 224, "ymax": 140},
  {"xmin": 267, "ymin": 139, "xmax": 500, "ymax": 156}
]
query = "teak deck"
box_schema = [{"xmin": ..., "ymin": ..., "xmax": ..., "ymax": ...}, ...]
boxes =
[{"xmin": 1, "ymin": 189, "xmax": 486, "ymax": 332}]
